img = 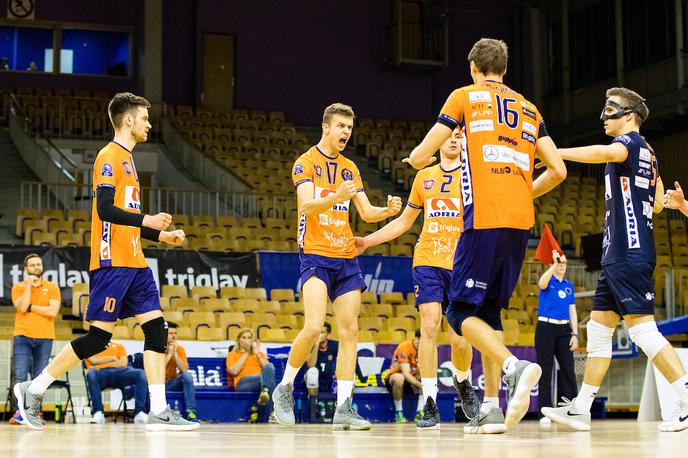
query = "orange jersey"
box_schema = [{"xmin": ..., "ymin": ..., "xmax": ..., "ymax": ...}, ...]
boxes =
[
  {"xmin": 11, "ymin": 279, "xmax": 60, "ymax": 339},
  {"xmin": 292, "ymin": 146, "xmax": 364, "ymax": 259},
  {"xmin": 385, "ymin": 340, "xmax": 419, "ymax": 380},
  {"xmin": 90, "ymin": 142, "xmax": 147, "ymax": 271},
  {"xmin": 85, "ymin": 341, "xmax": 127, "ymax": 370},
  {"xmin": 438, "ymin": 80, "xmax": 547, "ymax": 230},
  {"xmin": 408, "ymin": 164, "xmax": 463, "ymax": 269},
  {"xmin": 165, "ymin": 345, "xmax": 188, "ymax": 380},
  {"xmin": 225, "ymin": 351, "xmax": 268, "ymax": 386}
]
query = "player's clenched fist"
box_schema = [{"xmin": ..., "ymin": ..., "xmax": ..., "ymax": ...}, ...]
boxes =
[
  {"xmin": 159, "ymin": 229, "xmax": 186, "ymax": 246},
  {"xmin": 335, "ymin": 180, "xmax": 357, "ymax": 202},
  {"xmin": 386, "ymin": 195, "xmax": 402, "ymax": 216},
  {"xmin": 143, "ymin": 212, "xmax": 172, "ymax": 230}
]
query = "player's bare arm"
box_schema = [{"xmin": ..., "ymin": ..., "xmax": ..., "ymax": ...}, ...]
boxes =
[
  {"xmin": 355, "ymin": 205, "xmax": 420, "ymax": 255},
  {"xmin": 533, "ymin": 136, "xmax": 567, "ymax": 198},
  {"xmin": 298, "ymin": 180, "xmax": 356, "ymax": 216},
  {"xmin": 653, "ymin": 177, "xmax": 664, "ymax": 214},
  {"xmin": 559, "ymin": 142, "xmax": 628, "ymax": 164},
  {"xmin": 664, "ymin": 181, "xmax": 688, "ymax": 216},
  {"xmin": 404, "ymin": 123, "xmax": 453, "ymax": 170},
  {"xmin": 400, "ymin": 363, "xmax": 422, "ymax": 388},
  {"xmin": 352, "ymin": 192, "xmax": 402, "ymax": 223},
  {"xmin": 27, "ymin": 298, "xmax": 60, "ymax": 319}
]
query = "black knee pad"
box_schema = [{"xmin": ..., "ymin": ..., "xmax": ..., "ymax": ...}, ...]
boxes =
[
  {"xmin": 446, "ymin": 301, "xmax": 476, "ymax": 336},
  {"xmin": 142, "ymin": 317, "xmax": 168, "ymax": 353},
  {"xmin": 72, "ymin": 326, "xmax": 112, "ymax": 360}
]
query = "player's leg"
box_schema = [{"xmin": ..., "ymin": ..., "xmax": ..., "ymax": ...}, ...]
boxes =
[
  {"xmin": 418, "ymin": 301, "xmax": 442, "ymax": 401},
  {"xmin": 450, "ymin": 329, "xmax": 480, "ymax": 419},
  {"xmin": 388, "ymin": 373, "xmax": 407, "ymax": 423},
  {"xmin": 273, "ymin": 276, "xmax": 328, "ymax": 425}
]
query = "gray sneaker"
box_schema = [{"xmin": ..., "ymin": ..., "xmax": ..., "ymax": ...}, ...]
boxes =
[
  {"xmin": 541, "ymin": 398, "xmax": 591, "ymax": 431},
  {"xmin": 145, "ymin": 406, "xmax": 200, "ymax": 431},
  {"xmin": 332, "ymin": 398, "xmax": 371, "ymax": 431},
  {"xmin": 503, "ymin": 360, "xmax": 541, "ymax": 428},
  {"xmin": 416, "ymin": 397, "xmax": 440, "ymax": 430},
  {"xmin": 272, "ymin": 383, "xmax": 295, "ymax": 425},
  {"xmin": 463, "ymin": 407, "xmax": 507, "ymax": 434},
  {"xmin": 14, "ymin": 381, "xmax": 43, "ymax": 430},
  {"xmin": 453, "ymin": 376, "xmax": 480, "ymax": 419}
]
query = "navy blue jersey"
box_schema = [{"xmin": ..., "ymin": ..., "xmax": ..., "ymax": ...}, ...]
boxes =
[{"xmin": 601, "ymin": 132, "xmax": 658, "ymax": 265}]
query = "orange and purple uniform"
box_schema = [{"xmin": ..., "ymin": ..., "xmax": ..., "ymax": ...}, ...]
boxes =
[{"xmin": 292, "ymin": 146, "xmax": 367, "ymax": 301}]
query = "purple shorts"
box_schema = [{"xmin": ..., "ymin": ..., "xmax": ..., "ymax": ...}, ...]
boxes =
[
  {"xmin": 412, "ymin": 266, "xmax": 451, "ymax": 311},
  {"xmin": 86, "ymin": 267, "xmax": 161, "ymax": 322},
  {"xmin": 299, "ymin": 252, "xmax": 366, "ymax": 302},
  {"xmin": 449, "ymin": 228, "xmax": 529, "ymax": 307}
]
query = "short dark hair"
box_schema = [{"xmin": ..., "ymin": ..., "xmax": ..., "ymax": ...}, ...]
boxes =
[
  {"xmin": 108, "ymin": 92, "xmax": 151, "ymax": 129},
  {"xmin": 606, "ymin": 87, "xmax": 649, "ymax": 124},
  {"xmin": 167, "ymin": 321, "xmax": 179, "ymax": 329},
  {"xmin": 23, "ymin": 253, "xmax": 40, "ymax": 267},
  {"xmin": 414, "ymin": 329, "xmax": 421, "ymax": 338},
  {"xmin": 323, "ymin": 103, "xmax": 354, "ymax": 125},
  {"xmin": 323, "ymin": 322, "xmax": 332, "ymax": 334},
  {"xmin": 468, "ymin": 38, "xmax": 508, "ymax": 75}
]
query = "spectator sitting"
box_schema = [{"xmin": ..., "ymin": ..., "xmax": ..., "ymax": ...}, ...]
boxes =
[
  {"xmin": 85, "ymin": 340, "xmax": 148, "ymax": 424},
  {"xmin": 384, "ymin": 330, "xmax": 423, "ymax": 423},
  {"xmin": 305, "ymin": 322, "xmax": 338, "ymax": 396},
  {"xmin": 226, "ymin": 328, "xmax": 276, "ymax": 420},
  {"xmin": 165, "ymin": 322, "xmax": 198, "ymax": 422}
]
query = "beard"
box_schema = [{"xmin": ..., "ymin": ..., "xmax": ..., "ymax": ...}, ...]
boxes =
[{"xmin": 31, "ymin": 269, "xmax": 43, "ymax": 278}]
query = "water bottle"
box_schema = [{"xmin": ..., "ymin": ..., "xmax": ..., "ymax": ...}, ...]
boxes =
[
  {"xmin": 250, "ymin": 405, "xmax": 258, "ymax": 423},
  {"xmin": 55, "ymin": 401, "xmax": 62, "ymax": 423},
  {"xmin": 319, "ymin": 401, "xmax": 326, "ymax": 418}
]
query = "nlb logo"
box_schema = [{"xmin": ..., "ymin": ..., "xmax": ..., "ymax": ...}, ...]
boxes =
[{"xmin": 426, "ymin": 198, "xmax": 461, "ymax": 219}]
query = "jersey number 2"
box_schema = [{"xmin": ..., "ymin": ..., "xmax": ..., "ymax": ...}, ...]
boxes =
[{"xmin": 440, "ymin": 175, "xmax": 453, "ymax": 193}]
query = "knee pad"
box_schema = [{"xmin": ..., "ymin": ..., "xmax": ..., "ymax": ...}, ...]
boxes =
[
  {"xmin": 446, "ymin": 301, "xmax": 476, "ymax": 336},
  {"xmin": 72, "ymin": 326, "xmax": 112, "ymax": 360},
  {"xmin": 586, "ymin": 320, "xmax": 615, "ymax": 358},
  {"xmin": 305, "ymin": 367, "xmax": 319, "ymax": 388},
  {"xmin": 142, "ymin": 317, "xmax": 168, "ymax": 353},
  {"xmin": 628, "ymin": 321, "xmax": 670, "ymax": 361}
]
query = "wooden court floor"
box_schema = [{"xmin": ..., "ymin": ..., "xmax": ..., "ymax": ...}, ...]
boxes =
[{"xmin": 0, "ymin": 420, "xmax": 683, "ymax": 458}]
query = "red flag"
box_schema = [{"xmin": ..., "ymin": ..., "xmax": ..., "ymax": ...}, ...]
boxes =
[{"xmin": 534, "ymin": 224, "xmax": 563, "ymax": 264}]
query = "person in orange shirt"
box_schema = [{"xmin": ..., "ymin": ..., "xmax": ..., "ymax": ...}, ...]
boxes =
[
  {"xmin": 356, "ymin": 129, "xmax": 480, "ymax": 429},
  {"xmin": 384, "ymin": 331, "xmax": 422, "ymax": 423},
  {"xmin": 404, "ymin": 38, "xmax": 567, "ymax": 432},
  {"xmin": 14, "ymin": 93, "xmax": 196, "ymax": 432},
  {"xmin": 9, "ymin": 254, "xmax": 60, "ymax": 425},
  {"xmin": 273, "ymin": 103, "xmax": 402, "ymax": 430},
  {"xmin": 164, "ymin": 322, "xmax": 198, "ymax": 422},
  {"xmin": 84, "ymin": 341, "xmax": 147, "ymax": 425},
  {"xmin": 226, "ymin": 328, "xmax": 275, "ymax": 420}
]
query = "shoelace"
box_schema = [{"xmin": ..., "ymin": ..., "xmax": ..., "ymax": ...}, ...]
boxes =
[
  {"xmin": 277, "ymin": 387, "xmax": 294, "ymax": 410},
  {"xmin": 28, "ymin": 393, "xmax": 44, "ymax": 416}
]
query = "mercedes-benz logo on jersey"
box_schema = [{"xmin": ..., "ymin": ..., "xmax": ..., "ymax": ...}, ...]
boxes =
[
  {"xmin": 484, "ymin": 146, "xmax": 499, "ymax": 161},
  {"xmin": 465, "ymin": 279, "xmax": 475, "ymax": 288},
  {"xmin": 341, "ymin": 168, "xmax": 353, "ymax": 181}
]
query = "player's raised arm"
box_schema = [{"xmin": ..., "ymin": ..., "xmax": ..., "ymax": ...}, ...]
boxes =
[
  {"xmin": 355, "ymin": 204, "xmax": 420, "ymax": 255},
  {"xmin": 533, "ymin": 135, "xmax": 567, "ymax": 198},
  {"xmin": 352, "ymin": 192, "xmax": 402, "ymax": 223},
  {"xmin": 664, "ymin": 181, "xmax": 688, "ymax": 216},
  {"xmin": 558, "ymin": 142, "xmax": 628, "ymax": 164},
  {"xmin": 404, "ymin": 123, "xmax": 453, "ymax": 170}
]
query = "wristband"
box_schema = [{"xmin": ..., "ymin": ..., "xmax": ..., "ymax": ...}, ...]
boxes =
[
  {"xmin": 27, "ymin": 304, "xmax": 32, "ymax": 313},
  {"xmin": 571, "ymin": 333, "xmax": 578, "ymax": 337}
]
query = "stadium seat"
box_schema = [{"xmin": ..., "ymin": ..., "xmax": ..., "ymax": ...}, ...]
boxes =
[
  {"xmin": 191, "ymin": 285, "xmax": 217, "ymax": 300},
  {"xmin": 386, "ymin": 317, "xmax": 416, "ymax": 333},
  {"xmin": 245, "ymin": 287, "xmax": 267, "ymax": 301},
  {"xmin": 260, "ymin": 301, "xmax": 282, "ymax": 315},
  {"xmin": 276, "ymin": 315, "xmax": 299, "ymax": 330},
  {"xmin": 270, "ymin": 288, "xmax": 295, "ymax": 302},
  {"xmin": 359, "ymin": 317, "xmax": 384, "ymax": 332},
  {"xmin": 202, "ymin": 298, "xmax": 232, "ymax": 312},
  {"xmin": 380, "ymin": 292, "xmax": 405, "ymax": 305},
  {"xmin": 262, "ymin": 329, "xmax": 288, "ymax": 343},
  {"xmin": 361, "ymin": 291, "xmax": 378, "ymax": 305},
  {"xmin": 221, "ymin": 286, "xmax": 246, "ymax": 300},
  {"xmin": 162, "ymin": 284, "xmax": 188, "ymax": 300},
  {"xmin": 164, "ymin": 311, "xmax": 186, "ymax": 327},
  {"xmin": 197, "ymin": 327, "xmax": 224, "ymax": 341},
  {"xmin": 176, "ymin": 327, "xmax": 194, "ymax": 340},
  {"xmin": 233, "ymin": 299, "xmax": 260, "ymax": 314},
  {"xmin": 173, "ymin": 297, "xmax": 200, "ymax": 313},
  {"xmin": 282, "ymin": 302, "xmax": 303, "ymax": 315},
  {"xmin": 71, "ymin": 283, "xmax": 89, "ymax": 316},
  {"xmin": 187, "ymin": 312, "xmax": 217, "ymax": 334}
]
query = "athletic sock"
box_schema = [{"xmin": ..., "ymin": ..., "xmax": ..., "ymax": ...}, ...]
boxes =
[
  {"xmin": 417, "ymin": 393, "xmax": 426, "ymax": 411},
  {"xmin": 573, "ymin": 383, "xmax": 599, "ymax": 413},
  {"xmin": 337, "ymin": 380, "xmax": 353, "ymax": 407},
  {"xmin": 502, "ymin": 356, "xmax": 519, "ymax": 376},
  {"xmin": 28, "ymin": 369, "xmax": 55, "ymax": 395},
  {"xmin": 671, "ymin": 374, "xmax": 688, "ymax": 404},
  {"xmin": 149, "ymin": 384, "xmax": 167, "ymax": 415},
  {"xmin": 422, "ymin": 377, "xmax": 438, "ymax": 402},
  {"xmin": 481, "ymin": 397, "xmax": 499, "ymax": 413},
  {"xmin": 394, "ymin": 399, "xmax": 403, "ymax": 411},
  {"xmin": 455, "ymin": 369, "xmax": 469, "ymax": 382},
  {"xmin": 280, "ymin": 363, "xmax": 300, "ymax": 387}
]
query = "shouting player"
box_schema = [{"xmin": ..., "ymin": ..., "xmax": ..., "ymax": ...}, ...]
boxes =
[
  {"xmin": 273, "ymin": 103, "xmax": 402, "ymax": 430},
  {"xmin": 542, "ymin": 88, "xmax": 688, "ymax": 432},
  {"xmin": 405, "ymin": 38, "xmax": 567, "ymax": 431},
  {"xmin": 355, "ymin": 128, "xmax": 479, "ymax": 429},
  {"xmin": 14, "ymin": 93, "xmax": 196, "ymax": 431}
]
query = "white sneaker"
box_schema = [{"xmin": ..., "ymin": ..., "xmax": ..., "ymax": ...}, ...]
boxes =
[
  {"xmin": 539, "ymin": 416, "xmax": 552, "ymax": 427},
  {"xmin": 658, "ymin": 401, "xmax": 688, "ymax": 432},
  {"xmin": 134, "ymin": 411, "xmax": 148, "ymax": 425},
  {"xmin": 90, "ymin": 411, "xmax": 105, "ymax": 424},
  {"xmin": 541, "ymin": 398, "xmax": 591, "ymax": 431}
]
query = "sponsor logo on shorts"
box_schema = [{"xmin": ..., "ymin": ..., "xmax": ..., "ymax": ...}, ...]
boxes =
[
  {"xmin": 482, "ymin": 145, "xmax": 530, "ymax": 172},
  {"xmin": 426, "ymin": 197, "xmax": 461, "ymax": 219},
  {"xmin": 464, "ymin": 278, "xmax": 487, "ymax": 290},
  {"xmin": 465, "ymin": 279, "xmax": 475, "ymax": 288},
  {"xmin": 293, "ymin": 164, "xmax": 304, "ymax": 175},
  {"xmin": 468, "ymin": 91, "xmax": 491, "ymax": 103},
  {"xmin": 620, "ymin": 177, "xmax": 641, "ymax": 249},
  {"xmin": 101, "ymin": 162, "xmax": 113, "ymax": 177},
  {"xmin": 645, "ymin": 292, "xmax": 654, "ymax": 302},
  {"xmin": 522, "ymin": 121, "xmax": 536, "ymax": 135},
  {"xmin": 469, "ymin": 119, "xmax": 494, "ymax": 133}
]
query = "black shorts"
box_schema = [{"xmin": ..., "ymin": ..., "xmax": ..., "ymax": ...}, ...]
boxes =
[{"xmin": 592, "ymin": 261, "xmax": 655, "ymax": 316}]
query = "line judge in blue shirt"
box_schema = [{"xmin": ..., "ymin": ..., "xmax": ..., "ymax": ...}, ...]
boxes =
[{"xmin": 536, "ymin": 250, "xmax": 579, "ymax": 425}]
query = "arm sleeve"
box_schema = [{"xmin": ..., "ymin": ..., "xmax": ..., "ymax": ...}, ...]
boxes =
[
  {"xmin": 141, "ymin": 227, "xmax": 160, "ymax": 242},
  {"xmin": 96, "ymin": 186, "xmax": 145, "ymax": 227},
  {"xmin": 407, "ymin": 175, "xmax": 424, "ymax": 209},
  {"xmin": 437, "ymin": 90, "xmax": 463, "ymax": 130},
  {"xmin": 292, "ymin": 155, "xmax": 314, "ymax": 188},
  {"xmin": 538, "ymin": 119, "xmax": 549, "ymax": 139}
]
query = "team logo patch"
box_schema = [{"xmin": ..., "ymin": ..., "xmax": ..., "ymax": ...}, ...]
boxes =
[
  {"xmin": 314, "ymin": 165, "xmax": 323, "ymax": 177},
  {"xmin": 293, "ymin": 164, "xmax": 304, "ymax": 175},
  {"xmin": 121, "ymin": 160, "xmax": 133, "ymax": 176},
  {"xmin": 341, "ymin": 168, "xmax": 353, "ymax": 181},
  {"xmin": 423, "ymin": 179, "xmax": 435, "ymax": 190},
  {"xmin": 558, "ymin": 290, "xmax": 566, "ymax": 299},
  {"xmin": 101, "ymin": 162, "xmax": 113, "ymax": 177}
]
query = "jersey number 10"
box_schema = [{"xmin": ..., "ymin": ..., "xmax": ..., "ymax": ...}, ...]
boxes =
[{"xmin": 103, "ymin": 297, "xmax": 116, "ymax": 313}]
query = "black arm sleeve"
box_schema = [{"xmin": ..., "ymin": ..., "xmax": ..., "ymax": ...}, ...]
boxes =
[
  {"xmin": 141, "ymin": 227, "xmax": 161, "ymax": 242},
  {"xmin": 96, "ymin": 186, "xmax": 145, "ymax": 227}
]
